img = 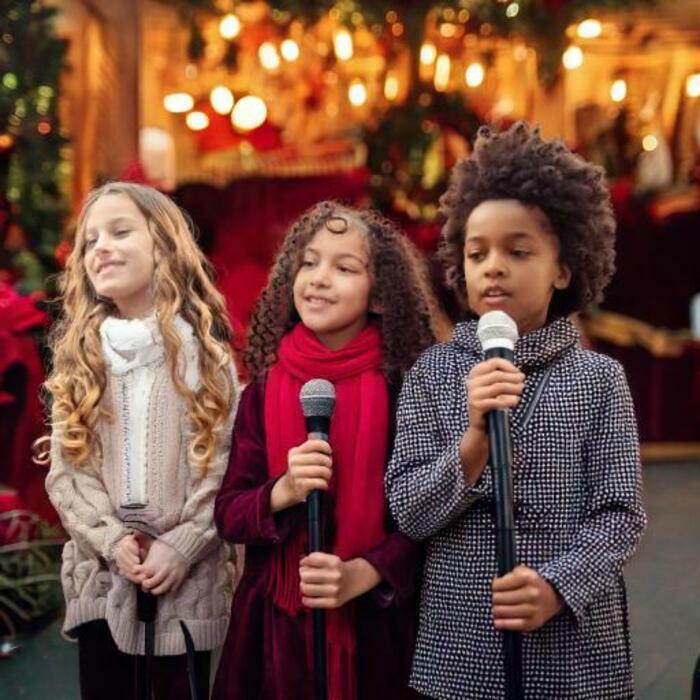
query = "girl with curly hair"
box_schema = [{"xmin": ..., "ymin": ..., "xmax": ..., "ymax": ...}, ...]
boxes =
[
  {"xmin": 212, "ymin": 201, "xmax": 435, "ymax": 699},
  {"xmin": 386, "ymin": 122, "xmax": 647, "ymax": 699},
  {"xmin": 45, "ymin": 182, "xmax": 239, "ymax": 699}
]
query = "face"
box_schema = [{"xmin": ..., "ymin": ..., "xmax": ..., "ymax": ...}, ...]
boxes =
[
  {"xmin": 463, "ymin": 199, "xmax": 571, "ymax": 334},
  {"xmin": 292, "ymin": 224, "xmax": 372, "ymax": 351},
  {"xmin": 82, "ymin": 193, "xmax": 157, "ymax": 319}
]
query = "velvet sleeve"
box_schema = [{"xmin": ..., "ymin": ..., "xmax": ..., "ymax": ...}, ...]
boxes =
[
  {"xmin": 360, "ymin": 529, "xmax": 422, "ymax": 608},
  {"xmin": 214, "ymin": 382, "xmax": 302, "ymax": 545}
]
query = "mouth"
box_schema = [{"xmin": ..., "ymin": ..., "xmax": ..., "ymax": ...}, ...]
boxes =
[
  {"xmin": 481, "ymin": 287, "xmax": 511, "ymax": 303},
  {"xmin": 304, "ymin": 295, "xmax": 334, "ymax": 308},
  {"xmin": 96, "ymin": 261, "xmax": 122, "ymax": 274}
]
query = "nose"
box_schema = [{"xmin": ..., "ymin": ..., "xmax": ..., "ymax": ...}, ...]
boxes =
[
  {"xmin": 309, "ymin": 262, "xmax": 331, "ymax": 287},
  {"xmin": 483, "ymin": 250, "xmax": 507, "ymax": 278},
  {"xmin": 92, "ymin": 232, "xmax": 112, "ymax": 256}
]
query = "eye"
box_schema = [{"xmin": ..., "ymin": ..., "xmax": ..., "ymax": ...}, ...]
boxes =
[
  {"xmin": 466, "ymin": 250, "xmax": 485, "ymax": 262},
  {"xmin": 115, "ymin": 229, "xmax": 131, "ymax": 237},
  {"xmin": 337, "ymin": 264, "xmax": 357, "ymax": 273},
  {"xmin": 300, "ymin": 258, "xmax": 316, "ymax": 268},
  {"xmin": 511, "ymin": 249, "xmax": 531, "ymax": 258},
  {"xmin": 84, "ymin": 238, "xmax": 96, "ymax": 250}
]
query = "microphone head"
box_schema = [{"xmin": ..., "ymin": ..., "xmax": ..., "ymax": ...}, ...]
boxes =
[
  {"xmin": 477, "ymin": 311, "xmax": 519, "ymax": 352},
  {"xmin": 300, "ymin": 379, "xmax": 336, "ymax": 418}
]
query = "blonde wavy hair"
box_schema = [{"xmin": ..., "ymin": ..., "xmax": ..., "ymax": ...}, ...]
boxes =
[{"xmin": 46, "ymin": 182, "xmax": 236, "ymax": 474}]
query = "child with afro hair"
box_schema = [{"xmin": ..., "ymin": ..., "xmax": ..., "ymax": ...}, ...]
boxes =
[{"xmin": 386, "ymin": 122, "xmax": 647, "ymax": 699}]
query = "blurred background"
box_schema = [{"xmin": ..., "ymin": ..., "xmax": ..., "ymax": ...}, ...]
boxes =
[{"xmin": 0, "ymin": 0, "xmax": 698, "ymax": 697}]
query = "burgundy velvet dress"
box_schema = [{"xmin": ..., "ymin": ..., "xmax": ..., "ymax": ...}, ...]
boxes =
[{"xmin": 212, "ymin": 381, "xmax": 422, "ymax": 700}]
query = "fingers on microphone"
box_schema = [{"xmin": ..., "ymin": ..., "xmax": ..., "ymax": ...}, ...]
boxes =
[{"xmin": 298, "ymin": 439, "xmax": 332, "ymax": 455}]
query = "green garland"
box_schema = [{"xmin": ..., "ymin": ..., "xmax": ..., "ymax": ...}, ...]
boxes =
[
  {"xmin": 365, "ymin": 89, "xmax": 482, "ymax": 221},
  {"xmin": 0, "ymin": 509, "xmax": 64, "ymax": 639},
  {"xmin": 0, "ymin": 0, "xmax": 68, "ymax": 294}
]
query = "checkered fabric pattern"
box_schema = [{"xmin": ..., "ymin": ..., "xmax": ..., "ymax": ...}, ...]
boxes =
[{"xmin": 386, "ymin": 317, "xmax": 647, "ymax": 699}]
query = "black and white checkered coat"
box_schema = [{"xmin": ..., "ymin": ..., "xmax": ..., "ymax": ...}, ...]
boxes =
[{"xmin": 386, "ymin": 317, "xmax": 647, "ymax": 699}]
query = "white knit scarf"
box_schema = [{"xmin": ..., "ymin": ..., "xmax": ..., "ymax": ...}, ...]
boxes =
[{"xmin": 100, "ymin": 314, "xmax": 199, "ymax": 507}]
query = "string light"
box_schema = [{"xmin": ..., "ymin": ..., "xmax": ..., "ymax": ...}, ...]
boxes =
[
  {"xmin": 384, "ymin": 71, "xmax": 399, "ymax": 101},
  {"xmin": 164, "ymin": 92, "xmax": 194, "ymax": 113},
  {"xmin": 348, "ymin": 79, "xmax": 368, "ymax": 106},
  {"xmin": 577, "ymin": 19, "xmax": 602, "ymax": 39},
  {"xmin": 434, "ymin": 54, "xmax": 451, "ymax": 91},
  {"xmin": 334, "ymin": 29, "xmax": 353, "ymax": 61},
  {"xmin": 610, "ymin": 78, "xmax": 627, "ymax": 102},
  {"xmin": 440, "ymin": 23, "xmax": 457, "ymax": 38},
  {"xmin": 686, "ymin": 73, "xmax": 700, "ymax": 98},
  {"xmin": 420, "ymin": 43, "xmax": 437, "ymax": 66},
  {"xmin": 465, "ymin": 62, "xmax": 485, "ymax": 88},
  {"xmin": 562, "ymin": 46, "xmax": 584, "ymax": 70},
  {"xmin": 210, "ymin": 86, "xmax": 234, "ymax": 115},
  {"xmin": 506, "ymin": 3, "xmax": 520, "ymax": 18},
  {"xmin": 186, "ymin": 111, "xmax": 209, "ymax": 131},
  {"xmin": 281, "ymin": 39, "xmax": 300, "ymax": 62},
  {"xmin": 642, "ymin": 135, "xmax": 658, "ymax": 152},
  {"xmin": 259, "ymin": 42, "xmax": 280, "ymax": 70},
  {"xmin": 231, "ymin": 95, "xmax": 267, "ymax": 130},
  {"xmin": 219, "ymin": 14, "xmax": 241, "ymax": 40}
]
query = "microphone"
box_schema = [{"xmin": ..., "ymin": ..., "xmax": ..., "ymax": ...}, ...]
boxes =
[
  {"xmin": 476, "ymin": 310, "xmax": 523, "ymax": 700},
  {"xmin": 299, "ymin": 379, "xmax": 336, "ymax": 700}
]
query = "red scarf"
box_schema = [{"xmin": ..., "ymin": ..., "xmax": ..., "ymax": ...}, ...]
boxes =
[{"xmin": 265, "ymin": 322, "xmax": 389, "ymax": 700}]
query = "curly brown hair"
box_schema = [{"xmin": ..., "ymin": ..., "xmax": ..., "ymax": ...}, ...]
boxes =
[
  {"xmin": 244, "ymin": 201, "xmax": 436, "ymax": 383},
  {"xmin": 438, "ymin": 121, "xmax": 616, "ymax": 319}
]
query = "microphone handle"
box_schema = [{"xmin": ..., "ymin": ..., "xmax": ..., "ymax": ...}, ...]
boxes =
[
  {"xmin": 306, "ymin": 426, "xmax": 328, "ymax": 700},
  {"xmin": 484, "ymin": 345, "xmax": 523, "ymax": 699}
]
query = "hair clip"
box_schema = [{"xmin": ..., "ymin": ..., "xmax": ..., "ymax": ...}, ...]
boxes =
[{"xmin": 325, "ymin": 216, "xmax": 349, "ymax": 234}]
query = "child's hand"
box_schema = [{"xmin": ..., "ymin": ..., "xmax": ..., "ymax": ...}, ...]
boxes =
[
  {"xmin": 278, "ymin": 439, "xmax": 333, "ymax": 508},
  {"xmin": 492, "ymin": 565, "xmax": 564, "ymax": 632},
  {"xmin": 135, "ymin": 540, "xmax": 189, "ymax": 596},
  {"xmin": 299, "ymin": 553, "xmax": 381, "ymax": 609},
  {"xmin": 115, "ymin": 534, "xmax": 143, "ymax": 584},
  {"xmin": 466, "ymin": 358, "xmax": 525, "ymax": 432}
]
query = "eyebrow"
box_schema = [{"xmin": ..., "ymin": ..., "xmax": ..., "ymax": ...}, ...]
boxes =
[
  {"xmin": 85, "ymin": 216, "xmax": 139, "ymax": 237},
  {"xmin": 465, "ymin": 231, "xmax": 536, "ymax": 243},
  {"xmin": 304, "ymin": 247, "xmax": 368, "ymax": 265}
]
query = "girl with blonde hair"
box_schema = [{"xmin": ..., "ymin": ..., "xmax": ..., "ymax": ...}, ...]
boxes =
[{"xmin": 45, "ymin": 181, "xmax": 238, "ymax": 699}]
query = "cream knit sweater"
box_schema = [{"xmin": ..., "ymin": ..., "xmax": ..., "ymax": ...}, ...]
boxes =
[{"xmin": 46, "ymin": 315, "xmax": 239, "ymax": 655}]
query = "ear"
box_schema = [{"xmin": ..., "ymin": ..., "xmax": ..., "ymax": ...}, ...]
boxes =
[
  {"xmin": 553, "ymin": 263, "xmax": 572, "ymax": 290},
  {"xmin": 369, "ymin": 300, "xmax": 384, "ymax": 315}
]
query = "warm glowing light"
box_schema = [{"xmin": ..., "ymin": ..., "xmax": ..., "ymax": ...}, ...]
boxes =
[
  {"xmin": 210, "ymin": 86, "xmax": 234, "ymax": 115},
  {"xmin": 440, "ymin": 23, "xmax": 456, "ymax": 38},
  {"xmin": 384, "ymin": 71, "xmax": 399, "ymax": 101},
  {"xmin": 642, "ymin": 135, "xmax": 658, "ymax": 152},
  {"xmin": 686, "ymin": 73, "xmax": 700, "ymax": 98},
  {"xmin": 434, "ymin": 54, "xmax": 451, "ymax": 91},
  {"xmin": 231, "ymin": 95, "xmax": 267, "ymax": 130},
  {"xmin": 186, "ymin": 111, "xmax": 209, "ymax": 131},
  {"xmin": 610, "ymin": 79, "xmax": 627, "ymax": 103},
  {"xmin": 334, "ymin": 29, "xmax": 354, "ymax": 61},
  {"xmin": 577, "ymin": 19, "xmax": 602, "ymax": 39},
  {"xmin": 163, "ymin": 92, "xmax": 194, "ymax": 113},
  {"xmin": 506, "ymin": 3, "xmax": 520, "ymax": 18},
  {"xmin": 562, "ymin": 45, "xmax": 583, "ymax": 70},
  {"xmin": 513, "ymin": 44, "xmax": 528, "ymax": 62},
  {"xmin": 259, "ymin": 42, "xmax": 280, "ymax": 70},
  {"xmin": 348, "ymin": 79, "xmax": 367, "ymax": 106},
  {"xmin": 281, "ymin": 39, "xmax": 300, "ymax": 62},
  {"xmin": 219, "ymin": 14, "xmax": 241, "ymax": 40},
  {"xmin": 420, "ymin": 43, "xmax": 437, "ymax": 66},
  {"xmin": 465, "ymin": 62, "xmax": 485, "ymax": 88}
]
